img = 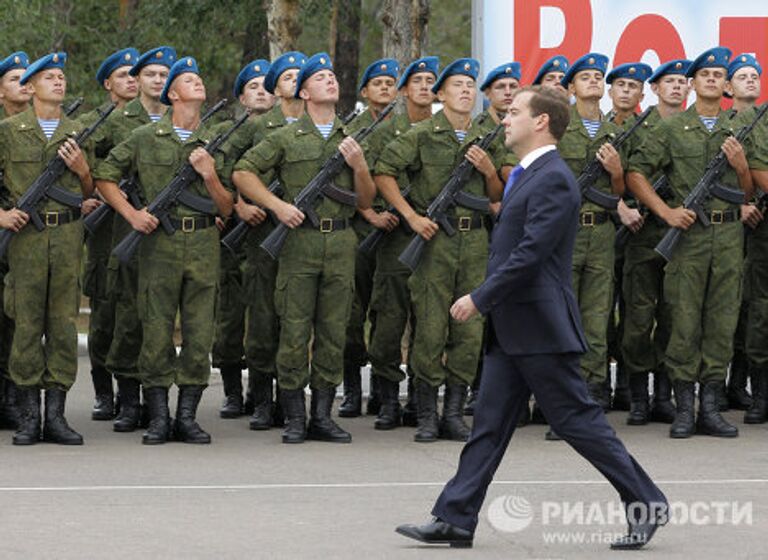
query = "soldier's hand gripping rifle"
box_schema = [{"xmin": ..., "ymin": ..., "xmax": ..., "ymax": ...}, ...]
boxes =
[
  {"xmin": 259, "ymin": 99, "xmax": 396, "ymax": 260},
  {"xmin": 397, "ymin": 122, "xmax": 504, "ymax": 272},
  {"xmin": 655, "ymin": 103, "xmax": 768, "ymax": 262},
  {"xmin": 111, "ymin": 100, "xmax": 246, "ymax": 264},
  {"xmin": 577, "ymin": 106, "xmax": 654, "ymax": 210},
  {"xmin": 84, "ymin": 100, "xmax": 225, "ymax": 235},
  {"xmin": 614, "ymin": 175, "xmax": 672, "ymax": 250},
  {"xmin": 357, "ymin": 186, "xmax": 411, "ymax": 254},
  {"xmin": 0, "ymin": 102, "xmax": 116, "ymax": 258},
  {"xmin": 220, "ymin": 179, "xmax": 285, "ymax": 254}
]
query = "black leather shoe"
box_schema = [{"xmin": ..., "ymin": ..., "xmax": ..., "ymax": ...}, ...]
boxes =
[
  {"xmin": 395, "ymin": 517, "xmax": 473, "ymax": 548},
  {"xmin": 610, "ymin": 516, "xmax": 667, "ymax": 550},
  {"xmin": 545, "ymin": 428, "xmax": 562, "ymax": 441}
]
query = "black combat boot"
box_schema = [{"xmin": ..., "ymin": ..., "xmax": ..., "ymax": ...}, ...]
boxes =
[
  {"xmin": 272, "ymin": 380, "xmax": 285, "ymax": 427},
  {"xmin": 219, "ymin": 365, "xmax": 244, "ymax": 419},
  {"xmin": 374, "ymin": 377, "xmax": 402, "ymax": 430},
  {"xmin": 588, "ymin": 382, "xmax": 610, "ymax": 411},
  {"xmin": 42, "ymin": 388, "xmax": 83, "ymax": 445},
  {"xmin": 366, "ymin": 372, "xmax": 382, "ymax": 415},
  {"xmin": 12, "ymin": 386, "xmax": 41, "ymax": 445},
  {"xmin": 649, "ymin": 370, "xmax": 676, "ymax": 423},
  {"xmin": 307, "ymin": 387, "xmax": 352, "ymax": 443},
  {"xmin": 697, "ymin": 381, "xmax": 738, "ymax": 437},
  {"xmin": 414, "ymin": 382, "xmax": 440, "ymax": 443},
  {"xmin": 669, "ymin": 381, "xmax": 695, "ymax": 438},
  {"xmin": 90, "ymin": 366, "xmax": 115, "ymax": 421},
  {"xmin": 338, "ymin": 362, "xmax": 362, "ymax": 418},
  {"xmin": 744, "ymin": 367, "xmax": 767, "ymax": 424},
  {"xmin": 113, "ymin": 377, "xmax": 141, "ymax": 432},
  {"xmin": 142, "ymin": 387, "xmax": 171, "ymax": 445},
  {"xmin": 401, "ymin": 375, "xmax": 418, "ymax": 427},
  {"xmin": 175, "ymin": 385, "xmax": 211, "ymax": 444},
  {"xmin": 280, "ymin": 388, "xmax": 306, "ymax": 444},
  {"xmin": 627, "ymin": 373, "xmax": 650, "ymax": 425},
  {"xmin": 727, "ymin": 352, "xmax": 752, "ymax": 410},
  {"xmin": 440, "ymin": 383, "xmax": 471, "ymax": 441},
  {"xmin": 0, "ymin": 377, "xmax": 20, "ymax": 429},
  {"xmin": 464, "ymin": 369, "xmax": 481, "ymax": 416},
  {"xmin": 612, "ymin": 362, "xmax": 631, "ymax": 411},
  {"xmin": 248, "ymin": 372, "xmax": 273, "ymax": 430}
]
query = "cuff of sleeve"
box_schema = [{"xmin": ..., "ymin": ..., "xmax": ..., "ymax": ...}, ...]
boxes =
[{"xmin": 471, "ymin": 286, "xmax": 492, "ymax": 316}]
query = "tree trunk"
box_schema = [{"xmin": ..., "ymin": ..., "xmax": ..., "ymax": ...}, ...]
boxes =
[
  {"xmin": 333, "ymin": 0, "xmax": 361, "ymax": 117},
  {"xmin": 267, "ymin": 0, "xmax": 302, "ymax": 60},
  {"xmin": 118, "ymin": 0, "xmax": 140, "ymax": 31},
  {"xmin": 380, "ymin": 0, "xmax": 430, "ymax": 64}
]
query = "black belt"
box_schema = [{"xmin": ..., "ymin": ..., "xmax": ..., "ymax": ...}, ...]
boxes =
[
  {"xmin": 39, "ymin": 209, "xmax": 81, "ymax": 227},
  {"xmin": 445, "ymin": 215, "xmax": 485, "ymax": 232},
  {"xmin": 705, "ymin": 209, "xmax": 739, "ymax": 224},
  {"xmin": 301, "ymin": 217, "xmax": 349, "ymax": 233},
  {"xmin": 579, "ymin": 211, "xmax": 610, "ymax": 227},
  {"xmin": 169, "ymin": 215, "xmax": 216, "ymax": 233}
]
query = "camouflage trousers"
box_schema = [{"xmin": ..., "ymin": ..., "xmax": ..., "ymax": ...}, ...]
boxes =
[
  {"xmin": 244, "ymin": 223, "xmax": 279, "ymax": 378},
  {"xmin": 369, "ymin": 226, "xmax": 412, "ymax": 383},
  {"xmin": 345, "ymin": 216, "xmax": 377, "ymax": 370},
  {"xmin": 83, "ymin": 219, "xmax": 115, "ymax": 371},
  {"xmin": 663, "ymin": 222, "xmax": 743, "ymax": 383},
  {"xmin": 408, "ymin": 227, "xmax": 487, "ymax": 388},
  {"xmin": 137, "ymin": 225, "xmax": 219, "ymax": 389},
  {"xmin": 106, "ymin": 216, "xmax": 142, "ymax": 380},
  {"xmin": 745, "ymin": 222, "xmax": 768, "ymax": 367},
  {"xmin": 0, "ymin": 257, "xmax": 12, "ymax": 379},
  {"xmin": 212, "ymin": 232, "xmax": 246, "ymax": 369},
  {"xmin": 274, "ymin": 227, "xmax": 356, "ymax": 391},
  {"xmin": 4, "ymin": 221, "xmax": 83, "ymax": 389},
  {"xmin": 572, "ymin": 220, "xmax": 614, "ymax": 384},
  {"xmin": 621, "ymin": 220, "xmax": 670, "ymax": 375}
]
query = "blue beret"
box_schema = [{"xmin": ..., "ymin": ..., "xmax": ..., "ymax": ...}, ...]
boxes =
[
  {"xmin": 432, "ymin": 57, "xmax": 480, "ymax": 93},
  {"xmin": 294, "ymin": 52, "xmax": 334, "ymax": 99},
  {"xmin": 648, "ymin": 59, "xmax": 692, "ymax": 83},
  {"xmin": 358, "ymin": 58, "xmax": 399, "ymax": 92},
  {"xmin": 129, "ymin": 46, "xmax": 177, "ymax": 76},
  {"xmin": 263, "ymin": 51, "xmax": 306, "ymax": 94},
  {"xmin": 233, "ymin": 59, "xmax": 270, "ymax": 98},
  {"xmin": 0, "ymin": 51, "xmax": 30, "ymax": 78},
  {"xmin": 606, "ymin": 62, "xmax": 652, "ymax": 84},
  {"xmin": 96, "ymin": 48, "xmax": 140, "ymax": 85},
  {"xmin": 532, "ymin": 55, "xmax": 569, "ymax": 85},
  {"xmin": 728, "ymin": 53, "xmax": 762, "ymax": 80},
  {"xmin": 686, "ymin": 46, "xmax": 732, "ymax": 78},
  {"xmin": 20, "ymin": 52, "xmax": 67, "ymax": 85},
  {"xmin": 397, "ymin": 56, "xmax": 439, "ymax": 89},
  {"xmin": 480, "ymin": 62, "xmax": 521, "ymax": 91},
  {"xmin": 160, "ymin": 56, "xmax": 200, "ymax": 105},
  {"xmin": 561, "ymin": 53, "xmax": 609, "ymax": 86}
]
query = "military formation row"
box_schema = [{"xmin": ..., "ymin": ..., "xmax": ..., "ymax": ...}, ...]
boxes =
[{"xmin": 0, "ymin": 42, "xmax": 765, "ymax": 448}]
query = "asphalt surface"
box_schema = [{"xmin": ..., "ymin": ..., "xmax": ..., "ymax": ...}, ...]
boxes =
[{"xmin": 0, "ymin": 357, "xmax": 765, "ymax": 559}]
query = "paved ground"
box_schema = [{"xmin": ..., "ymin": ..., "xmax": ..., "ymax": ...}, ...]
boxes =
[{"xmin": 0, "ymin": 357, "xmax": 766, "ymax": 559}]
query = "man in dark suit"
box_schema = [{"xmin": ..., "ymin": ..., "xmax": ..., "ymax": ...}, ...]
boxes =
[{"xmin": 395, "ymin": 86, "xmax": 668, "ymax": 551}]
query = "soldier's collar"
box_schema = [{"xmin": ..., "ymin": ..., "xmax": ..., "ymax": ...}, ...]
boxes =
[{"xmin": 431, "ymin": 110, "xmax": 455, "ymax": 134}]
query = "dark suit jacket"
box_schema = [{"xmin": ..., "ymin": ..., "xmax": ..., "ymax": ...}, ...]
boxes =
[{"xmin": 471, "ymin": 149, "xmax": 588, "ymax": 356}]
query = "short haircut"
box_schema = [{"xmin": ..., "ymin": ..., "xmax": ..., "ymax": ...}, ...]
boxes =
[{"xmin": 515, "ymin": 85, "xmax": 570, "ymax": 141}]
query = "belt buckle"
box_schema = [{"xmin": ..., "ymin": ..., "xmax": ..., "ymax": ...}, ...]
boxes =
[
  {"xmin": 320, "ymin": 218, "xmax": 334, "ymax": 233},
  {"xmin": 458, "ymin": 216, "xmax": 472, "ymax": 232},
  {"xmin": 710, "ymin": 210, "xmax": 723, "ymax": 224},
  {"xmin": 581, "ymin": 211, "xmax": 595, "ymax": 227},
  {"xmin": 45, "ymin": 212, "xmax": 59, "ymax": 227},
  {"xmin": 181, "ymin": 216, "xmax": 195, "ymax": 233}
]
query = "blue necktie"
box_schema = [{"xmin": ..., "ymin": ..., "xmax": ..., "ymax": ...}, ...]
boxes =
[{"xmin": 503, "ymin": 164, "xmax": 524, "ymax": 199}]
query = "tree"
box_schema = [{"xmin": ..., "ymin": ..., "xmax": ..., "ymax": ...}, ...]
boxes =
[
  {"xmin": 329, "ymin": 0, "xmax": 361, "ymax": 116},
  {"xmin": 267, "ymin": 0, "xmax": 302, "ymax": 59},
  {"xmin": 380, "ymin": 0, "xmax": 430, "ymax": 64}
]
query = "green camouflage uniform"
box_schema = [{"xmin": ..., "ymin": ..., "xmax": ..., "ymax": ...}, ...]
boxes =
[
  {"xmin": 98, "ymin": 98, "xmax": 156, "ymax": 379},
  {"xmin": 95, "ymin": 112, "xmax": 229, "ymax": 389},
  {"xmin": 0, "ymin": 107, "xmax": 94, "ymax": 389},
  {"xmin": 628, "ymin": 104, "xmax": 747, "ymax": 383},
  {"xmin": 234, "ymin": 112, "xmax": 359, "ymax": 391},
  {"xmin": 620, "ymin": 106, "xmax": 671, "ymax": 376},
  {"xmin": 558, "ymin": 105, "xmax": 624, "ymax": 384},
  {"xmin": 374, "ymin": 109, "xmax": 503, "ymax": 388},
  {"xmin": 0, "ymin": 107, "xmax": 14, "ymax": 381}
]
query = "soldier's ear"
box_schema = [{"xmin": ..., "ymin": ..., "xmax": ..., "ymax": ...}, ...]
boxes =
[
  {"xmin": 299, "ymin": 87, "xmax": 310, "ymax": 101},
  {"xmin": 724, "ymin": 81, "xmax": 734, "ymax": 97}
]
